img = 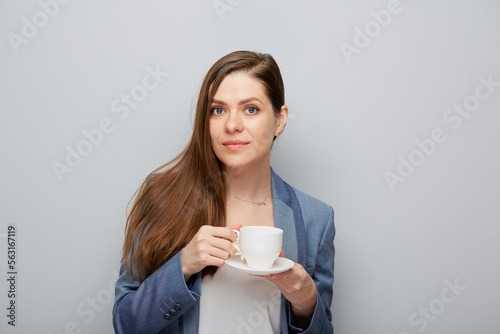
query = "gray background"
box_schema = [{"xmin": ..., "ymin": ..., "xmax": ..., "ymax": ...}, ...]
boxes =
[{"xmin": 1, "ymin": 0, "xmax": 499, "ymax": 333}]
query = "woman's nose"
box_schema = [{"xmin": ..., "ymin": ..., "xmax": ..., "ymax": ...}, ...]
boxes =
[{"xmin": 224, "ymin": 111, "xmax": 243, "ymax": 133}]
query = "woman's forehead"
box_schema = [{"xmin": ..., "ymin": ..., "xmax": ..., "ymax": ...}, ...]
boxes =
[{"xmin": 213, "ymin": 72, "xmax": 267, "ymax": 101}]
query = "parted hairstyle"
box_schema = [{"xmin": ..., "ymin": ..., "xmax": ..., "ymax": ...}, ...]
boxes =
[{"xmin": 122, "ymin": 50, "xmax": 285, "ymax": 282}]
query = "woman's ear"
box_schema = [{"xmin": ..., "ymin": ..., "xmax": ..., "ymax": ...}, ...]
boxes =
[{"xmin": 276, "ymin": 105, "xmax": 288, "ymax": 136}]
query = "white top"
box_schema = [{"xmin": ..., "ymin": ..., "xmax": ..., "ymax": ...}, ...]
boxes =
[{"xmin": 199, "ymin": 263, "xmax": 281, "ymax": 334}]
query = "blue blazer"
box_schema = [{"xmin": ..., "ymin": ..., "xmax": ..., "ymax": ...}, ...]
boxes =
[{"xmin": 113, "ymin": 168, "xmax": 335, "ymax": 333}]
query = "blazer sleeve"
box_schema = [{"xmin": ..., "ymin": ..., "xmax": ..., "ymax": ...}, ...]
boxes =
[
  {"xmin": 287, "ymin": 206, "xmax": 335, "ymax": 334},
  {"xmin": 112, "ymin": 250, "xmax": 201, "ymax": 334}
]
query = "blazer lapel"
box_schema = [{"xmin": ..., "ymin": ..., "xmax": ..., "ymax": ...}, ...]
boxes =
[{"xmin": 271, "ymin": 168, "xmax": 307, "ymax": 267}]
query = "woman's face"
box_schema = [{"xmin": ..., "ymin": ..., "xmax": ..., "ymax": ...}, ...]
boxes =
[{"xmin": 209, "ymin": 71, "xmax": 287, "ymax": 172}]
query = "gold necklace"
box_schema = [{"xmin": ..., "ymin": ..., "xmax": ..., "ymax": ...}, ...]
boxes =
[{"xmin": 231, "ymin": 188, "xmax": 271, "ymax": 206}]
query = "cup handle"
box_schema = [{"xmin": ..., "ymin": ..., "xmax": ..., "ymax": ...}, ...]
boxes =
[{"xmin": 232, "ymin": 229, "xmax": 244, "ymax": 260}]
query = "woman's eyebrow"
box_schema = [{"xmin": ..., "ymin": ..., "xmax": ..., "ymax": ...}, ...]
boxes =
[{"xmin": 212, "ymin": 97, "xmax": 263, "ymax": 106}]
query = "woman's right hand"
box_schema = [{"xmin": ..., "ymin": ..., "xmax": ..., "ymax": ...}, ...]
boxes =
[{"xmin": 181, "ymin": 224, "xmax": 241, "ymax": 281}]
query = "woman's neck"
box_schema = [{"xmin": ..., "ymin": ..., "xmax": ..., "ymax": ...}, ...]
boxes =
[{"xmin": 223, "ymin": 164, "xmax": 272, "ymax": 201}]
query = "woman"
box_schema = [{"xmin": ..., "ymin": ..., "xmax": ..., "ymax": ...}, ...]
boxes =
[{"xmin": 113, "ymin": 51, "xmax": 335, "ymax": 333}]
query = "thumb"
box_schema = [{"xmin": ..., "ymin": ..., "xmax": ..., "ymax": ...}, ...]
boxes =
[
  {"xmin": 228, "ymin": 223, "xmax": 242, "ymax": 231},
  {"xmin": 278, "ymin": 249, "xmax": 286, "ymax": 258}
]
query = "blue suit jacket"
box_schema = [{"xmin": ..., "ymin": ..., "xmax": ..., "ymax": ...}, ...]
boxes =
[{"xmin": 113, "ymin": 168, "xmax": 335, "ymax": 333}]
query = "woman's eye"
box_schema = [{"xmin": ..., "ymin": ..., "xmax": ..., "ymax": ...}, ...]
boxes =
[
  {"xmin": 212, "ymin": 108, "xmax": 224, "ymax": 115},
  {"xmin": 245, "ymin": 106, "xmax": 258, "ymax": 114}
]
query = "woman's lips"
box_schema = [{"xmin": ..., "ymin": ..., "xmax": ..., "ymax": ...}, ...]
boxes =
[{"xmin": 223, "ymin": 140, "xmax": 248, "ymax": 151}]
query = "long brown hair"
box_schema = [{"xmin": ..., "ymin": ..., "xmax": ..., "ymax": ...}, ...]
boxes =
[{"xmin": 122, "ymin": 51, "xmax": 285, "ymax": 281}]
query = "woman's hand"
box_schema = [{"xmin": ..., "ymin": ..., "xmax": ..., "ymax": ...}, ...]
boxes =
[
  {"xmin": 258, "ymin": 250, "xmax": 317, "ymax": 329},
  {"xmin": 181, "ymin": 224, "xmax": 241, "ymax": 281}
]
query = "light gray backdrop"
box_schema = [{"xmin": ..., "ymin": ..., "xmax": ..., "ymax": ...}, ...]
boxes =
[{"xmin": 1, "ymin": 0, "xmax": 499, "ymax": 333}]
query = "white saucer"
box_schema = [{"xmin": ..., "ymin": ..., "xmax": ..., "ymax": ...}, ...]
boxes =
[{"xmin": 225, "ymin": 254, "xmax": 294, "ymax": 275}]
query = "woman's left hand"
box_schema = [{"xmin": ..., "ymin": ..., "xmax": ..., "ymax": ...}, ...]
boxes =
[{"xmin": 256, "ymin": 250, "xmax": 317, "ymax": 327}]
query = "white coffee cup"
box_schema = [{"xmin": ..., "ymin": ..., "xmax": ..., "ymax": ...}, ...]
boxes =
[{"xmin": 233, "ymin": 226, "xmax": 283, "ymax": 270}]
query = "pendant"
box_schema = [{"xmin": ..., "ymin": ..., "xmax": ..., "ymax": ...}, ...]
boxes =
[{"xmin": 257, "ymin": 201, "xmax": 266, "ymax": 206}]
